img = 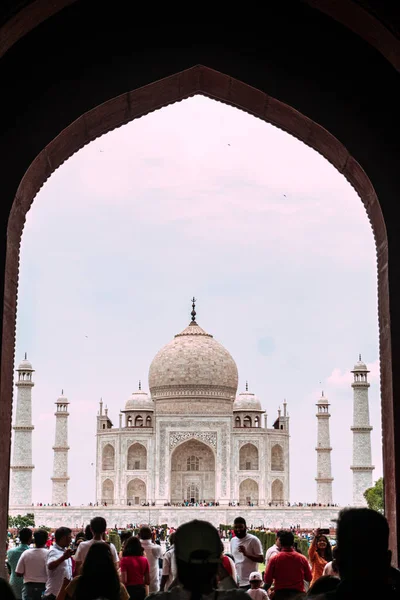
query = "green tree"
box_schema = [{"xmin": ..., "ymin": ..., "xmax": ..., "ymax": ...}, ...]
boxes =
[
  {"xmin": 8, "ymin": 513, "xmax": 35, "ymax": 529},
  {"xmin": 364, "ymin": 477, "xmax": 384, "ymax": 513}
]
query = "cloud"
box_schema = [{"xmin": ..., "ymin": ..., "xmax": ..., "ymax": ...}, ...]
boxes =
[{"xmin": 327, "ymin": 359, "xmax": 380, "ymax": 387}]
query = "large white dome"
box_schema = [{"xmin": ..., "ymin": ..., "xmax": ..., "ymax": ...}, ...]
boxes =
[{"xmin": 148, "ymin": 320, "xmax": 238, "ymax": 410}]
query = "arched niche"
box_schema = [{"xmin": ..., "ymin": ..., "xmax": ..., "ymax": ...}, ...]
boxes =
[
  {"xmin": 102, "ymin": 478, "xmax": 114, "ymax": 504},
  {"xmin": 127, "ymin": 443, "xmax": 147, "ymax": 470},
  {"xmin": 127, "ymin": 478, "xmax": 146, "ymax": 505},
  {"xmin": 271, "ymin": 479, "xmax": 284, "ymax": 503},
  {"xmin": 239, "ymin": 478, "xmax": 259, "ymax": 505},
  {"xmin": 239, "ymin": 443, "xmax": 259, "ymax": 470},
  {"xmin": 102, "ymin": 444, "xmax": 115, "ymax": 471},
  {"xmin": 271, "ymin": 444, "xmax": 284, "ymax": 471}
]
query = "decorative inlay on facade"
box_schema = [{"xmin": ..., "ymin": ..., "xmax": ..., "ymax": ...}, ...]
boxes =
[
  {"xmin": 153, "ymin": 385, "xmax": 236, "ymax": 399},
  {"xmin": 169, "ymin": 431, "xmax": 217, "ymax": 451},
  {"xmin": 238, "ymin": 439, "xmax": 259, "ymax": 449}
]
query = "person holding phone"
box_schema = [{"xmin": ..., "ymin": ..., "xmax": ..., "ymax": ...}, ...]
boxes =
[
  {"xmin": 44, "ymin": 527, "xmax": 73, "ymax": 600},
  {"xmin": 308, "ymin": 528, "xmax": 333, "ymax": 587}
]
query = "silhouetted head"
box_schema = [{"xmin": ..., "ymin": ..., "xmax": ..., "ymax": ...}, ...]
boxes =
[
  {"xmin": 139, "ymin": 525, "xmax": 152, "ymax": 540},
  {"xmin": 33, "ymin": 529, "xmax": 48, "ymax": 548},
  {"xmin": 90, "ymin": 517, "xmax": 107, "ymax": 536},
  {"xmin": 307, "ymin": 575, "xmax": 340, "ymax": 596},
  {"xmin": 120, "ymin": 530, "xmax": 133, "ymax": 547},
  {"xmin": 19, "ymin": 528, "xmax": 32, "ymax": 545},
  {"xmin": 123, "ymin": 536, "xmax": 144, "ymax": 557},
  {"xmin": 175, "ymin": 520, "xmax": 221, "ymax": 594},
  {"xmin": 169, "ymin": 532, "xmax": 176, "ymax": 546},
  {"xmin": 84, "ymin": 524, "xmax": 93, "ymax": 540},
  {"xmin": 279, "ymin": 531, "xmax": 294, "ymax": 548},
  {"xmin": 336, "ymin": 508, "xmax": 391, "ymax": 583},
  {"xmin": 55, "ymin": 526, "xmax": 72, "ymax": 548}
]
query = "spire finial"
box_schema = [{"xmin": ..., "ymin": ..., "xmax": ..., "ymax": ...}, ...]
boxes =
[
  {"xmin": 61, "ymin": 389, "xmax": 64, "ymax": 396},
  {"xmin": 322, "ymin": 390, "xmax": 324, "ymax": 397},
  {"xmin": 24, "ymin": 352, "xmax": 27, "ymax": 360},
  {"xmin": 359, "ymin": 353, "xmax": 362, "ymax": 361},
  {"xmin": 191, "ymin": 296, "xmax": 197, "ymax": 323},
  {"xmin": 139, "ymin": 380, "xmax": 141, "ymax": 391},
  {"xmin": 245, "ymin": 380, "xmax": 248, "ymax": 392}
]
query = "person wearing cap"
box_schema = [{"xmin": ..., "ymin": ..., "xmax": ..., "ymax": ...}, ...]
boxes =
[
  {"xmin": 263, "ymin": 531, "xmax": 312, "ymax": 599},
  {"xmin": 230, "ymin": 518, "xmax": 263, "ymax": 590},
  {"xmin": 148, "ymin": 520, "xmax": 249, "ymax": 600},
  {"xmin": 247, "ymin": 572, "xmax": 268, "ymax": 600}
]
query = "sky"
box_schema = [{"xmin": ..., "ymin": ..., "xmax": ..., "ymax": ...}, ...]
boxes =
[{"xmin": 13, "ymin": 95, "xmax": 381, "ymax": 507}]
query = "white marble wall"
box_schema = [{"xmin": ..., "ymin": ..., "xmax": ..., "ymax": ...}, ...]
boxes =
[{"xmin": 9, "ymin": 505, "xmax": 341, "ymax": 530}]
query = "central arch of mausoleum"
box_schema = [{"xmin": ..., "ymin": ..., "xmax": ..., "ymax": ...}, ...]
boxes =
[{"xmin": 170, "ymin": 439, "xmax": 216, "ymax": 504}]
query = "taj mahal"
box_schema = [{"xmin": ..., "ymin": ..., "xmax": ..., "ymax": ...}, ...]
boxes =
[{"xmin": 8, "ymin": 300, "xmax": 375, "ymax": 529}]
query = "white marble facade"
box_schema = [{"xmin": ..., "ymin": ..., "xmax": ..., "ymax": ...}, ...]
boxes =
[{"xmin": 96, "ymin": 313, "xmax": 290, "ymax": 507}]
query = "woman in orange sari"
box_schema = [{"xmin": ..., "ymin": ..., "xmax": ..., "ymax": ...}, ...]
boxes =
[{"xmin": 308, "ymin": 529, "xmax": 333, "ymax": 587}]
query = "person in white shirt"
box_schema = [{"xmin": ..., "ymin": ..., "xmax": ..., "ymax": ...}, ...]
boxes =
[
  {"xmin": 139, "ymin": 526, "xmax": 162, "ymax": 592},
  {"xmin": 160, "ymin": 533, "xmax": 177, "ymax": 591},
  {"xmin": 16, "ymin": 529, "xmax": 48, "ymax": 600},
  {"xmin": 247, "ymin": 571, "xmax": 268, "ymax": 600},
  {"xmin": 265, "ymin": 531, "xmax": 283, "ymax": 568},
  {"xmin": 43, "ymin": 527, "xmax": 73, "ymax": 599},
  {"xmin": 74, "ymin": 516, "xmax": 119, "ymax": 574},
  {"xmin": 230, "ymin": 517, "xmax": 263, "ymax": 589}
]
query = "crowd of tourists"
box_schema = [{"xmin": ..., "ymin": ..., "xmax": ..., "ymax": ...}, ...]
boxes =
[{"xmin": 1, "ymin": 508, "xmax": 399, "ymax": 600}]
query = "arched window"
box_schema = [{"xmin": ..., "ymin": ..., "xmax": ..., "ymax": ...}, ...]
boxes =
[
  {"xmin": 235, "ymin": 416, "xmax": 241, "ymax": 427},
  {"xmin": 243, "ymin": 416, "xmax": 252, "ymax": 427},
  {"xmin": 102, "ymin": 479, "xmax": 114, "ymax": 504},
  {"xmin": 271, "ymin": 444, "xmax": 284, "ymax": 471},
  {"xmin": 255, "ymin": 416, "xmax": 260, "ymax": 427},
  {"xmin": 127, "ymin": 443, "xmax": 147, "ymax": 470},
  {"xmin": 239, "ymin": 443, "xmax": 259, "ymax": 470},
  {"xmin": 135, "ymin": 415, "xmax": 143, "ymax": 427},
  {"xmin": 127, "ymin": 416, "xmax": 132, "ymax": 427},
  {"xmin": 146, "ymin": 415, "xmax": 152, "ymax": 427},
  {"xmin": 271, "ymin": 479, "xmax": 284, "ymax": 502},
  {"xmin": 187, "ymin": 455, "xmax": 199, "ymax": 471},
  {"xmin": 102, "ymin": 444, "xmax": 115, "ymax": 470}
]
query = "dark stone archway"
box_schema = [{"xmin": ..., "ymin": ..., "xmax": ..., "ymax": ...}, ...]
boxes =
[{"xmin": 0, "ymin": 1, "xmax": 398, "ymax": 571}]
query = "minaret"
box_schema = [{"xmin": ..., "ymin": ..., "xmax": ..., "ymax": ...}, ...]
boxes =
[
  {"xmin": 51, "ymin": 390, "xmax": 70, "ymax": 504},
  {"xmin": 315, "ymin": 391, "xmax": 333, "ymax": 504},
  {"xmin": 351, "ymin": 355, "xmax": 374, "ymax": 506},
  {"xmin": 10, "ymin": 354, "xmax": 35, "ymax": 506}
]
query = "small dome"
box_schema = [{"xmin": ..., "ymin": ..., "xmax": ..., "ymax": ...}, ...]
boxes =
[
  {"xmin": 17, "ymin": 356, "xmax": 33, "ymax": 371},
  {"xmin": 234, "ymin": 387, "xmax": 262, "ymax": 411},
  {"xmin": 317, "ymin": 392, "xmax": 328, "ymax": 404},
  {"xmin": 125, "ymin": 388, "xmax": 154, "ymax": 411},
  {"xmin": 352, "ymin": 355, "xmax": 369, "ymax": 372},
  {"xmin": 56, "ymin": 390, "xmax": 69, "ymax": 403}
]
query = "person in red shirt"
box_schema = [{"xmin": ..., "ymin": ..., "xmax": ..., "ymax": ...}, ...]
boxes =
[
  {"xmin": 120, "ymin": 536, "xmax": 150, "ymax": 600},
  {"xmin": 264, "ymin": 531, "xmax": 312, "ymax": 599}
]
